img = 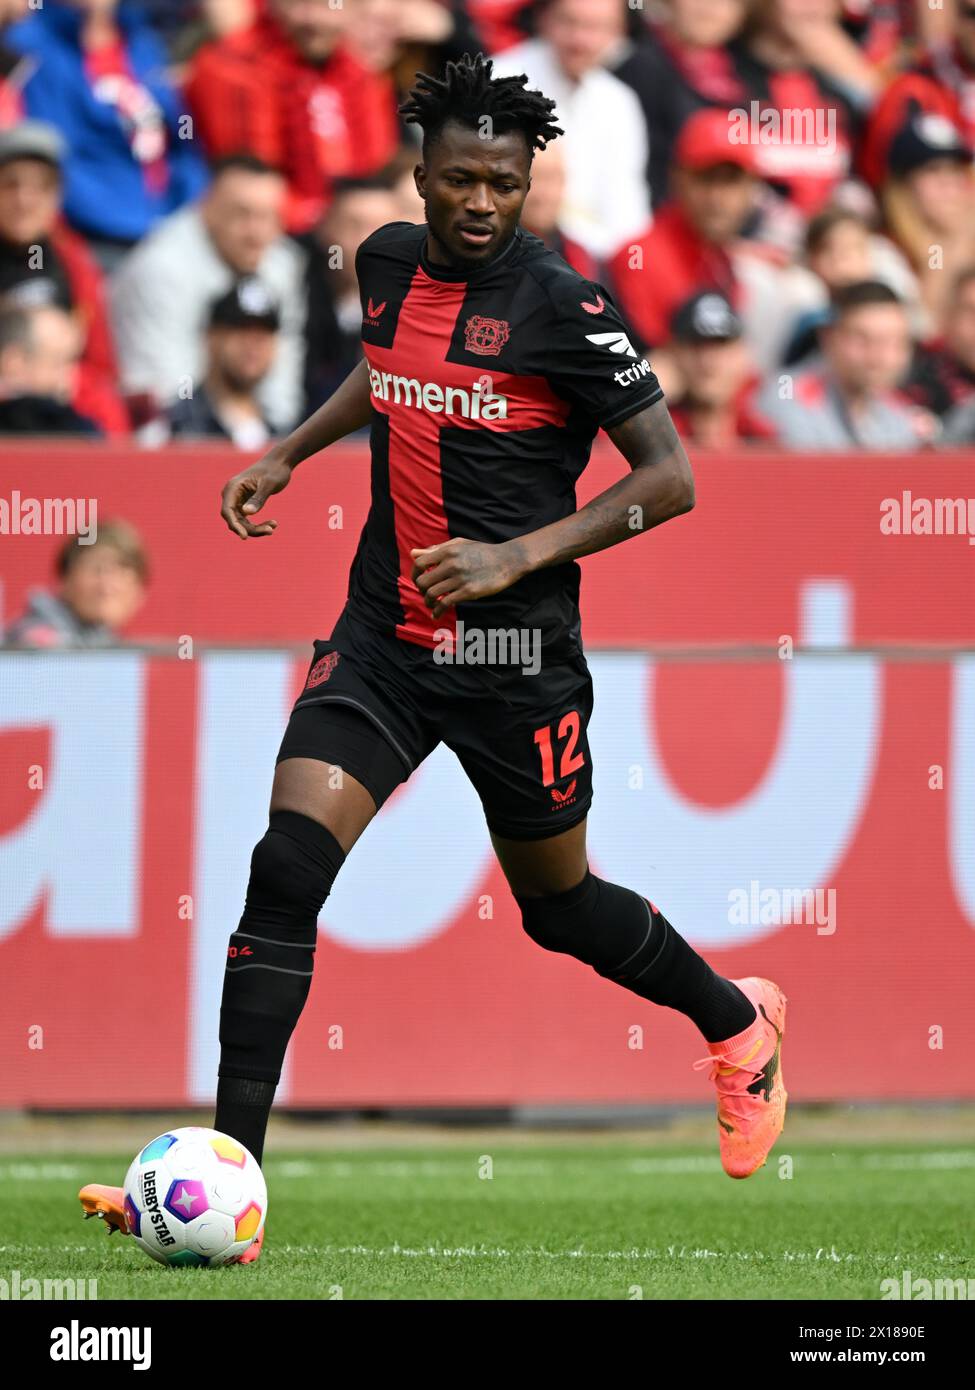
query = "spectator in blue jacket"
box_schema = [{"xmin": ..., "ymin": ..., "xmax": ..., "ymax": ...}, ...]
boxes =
[{"xmin": 7, "ymin": 0, "xmax": 208, "ymax": 267}]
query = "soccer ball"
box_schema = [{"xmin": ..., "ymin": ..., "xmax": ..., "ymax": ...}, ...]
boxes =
[{"xmin": 123, "ymin": 1126, "xmax": 267, "ymax": 1267}]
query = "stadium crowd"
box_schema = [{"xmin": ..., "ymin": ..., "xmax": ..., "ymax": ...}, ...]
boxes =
[{"xmin": 1, "ymin": 0, "xmax": 975, "ymax": 454}]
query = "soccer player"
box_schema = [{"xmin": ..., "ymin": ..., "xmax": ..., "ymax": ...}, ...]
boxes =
[{"xmin": 80, "ymin": 54, "xmax": 785, "ymax": 1261}]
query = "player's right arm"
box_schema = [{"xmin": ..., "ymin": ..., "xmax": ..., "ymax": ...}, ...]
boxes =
[{"xmin": 220, "ymin": 357, "xmax": 373, "ymax": 539}]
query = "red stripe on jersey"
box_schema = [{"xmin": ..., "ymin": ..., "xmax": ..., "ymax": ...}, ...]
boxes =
[{"xmin": 365, "ymin": 266, "xmax": 571, "ymax": 650}]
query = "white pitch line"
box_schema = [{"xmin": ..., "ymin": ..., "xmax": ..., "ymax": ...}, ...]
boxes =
[
  {"xmin": 1, "ymin": 1151, "xmax": 972, "ymax": 1185},
  {"xmin": 269, "ymin": 1243, "xmax": 960, "ymax": 1263}
]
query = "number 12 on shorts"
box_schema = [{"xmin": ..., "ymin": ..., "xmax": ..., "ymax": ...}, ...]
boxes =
[{"xmin": 533, "ymin": 711, "xmax": 586, "ymax": 787}]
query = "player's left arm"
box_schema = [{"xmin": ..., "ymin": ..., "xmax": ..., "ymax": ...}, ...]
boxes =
[
  {"xmin": 411, "ymin": 398, "xmax": 693, "ymax": 617},
  {"xmin": 510, "ymin": 397, "xmax": 695, "ymax": 573}
]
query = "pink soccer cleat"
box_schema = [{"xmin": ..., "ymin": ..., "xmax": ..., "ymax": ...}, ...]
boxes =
[
  {"xmin": 234, "ymin": 1226, "xmax": 265, "ymax": 1264},
  {"xmin": 693, "ymin": 976, "xmax": 788, "ymax": 1179}
]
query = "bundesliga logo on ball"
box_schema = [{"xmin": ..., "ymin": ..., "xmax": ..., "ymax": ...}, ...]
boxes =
[{"xmin": 123, "ymin": 1127, "xmax": 267, "ymax": 1267}]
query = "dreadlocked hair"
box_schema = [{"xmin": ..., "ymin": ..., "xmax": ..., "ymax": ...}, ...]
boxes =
[{"xmin": 399, "ymin": 51, "xmax": 564, "ymax": 159}]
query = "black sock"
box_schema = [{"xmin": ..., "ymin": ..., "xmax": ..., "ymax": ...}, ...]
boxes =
[
  {"xmin": 214, "ymin": 1075, "xmax": 277, "ymax": 1167},
  {"xmin": 214, "ymin": 811, "xmax": 346, "ymax": 1167},
  {"xmin": 635, "ymin": 903, "xmax": 756, "ymax": 1042},
  {"xmin": 518, "ymin": 873, "xmax": 758, "ymax": 1042}
]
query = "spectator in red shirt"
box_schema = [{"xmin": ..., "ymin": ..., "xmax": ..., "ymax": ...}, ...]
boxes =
[
  {"xmin": 0, "ymin": 121, "xmax": 127, "ymax": 434},
  {"xmin": 609, "ymin": 108, "xmax": 783, "ymax": 371},
  {"xmin": 187, "ymin": 0, "xmax": 400, "ymax": 234},
  {"xmin": 666, "ymin": 289, "xmax": 775, "ymax": 446}
]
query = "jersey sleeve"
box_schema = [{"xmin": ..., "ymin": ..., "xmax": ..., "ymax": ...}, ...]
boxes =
[
  {"xmin": 353, "ymin": 221, "xmax": 415, "ymax": 280},
  {"xmin": 541, "ymin": 277, "xmax": 664, "ymax": 430}
]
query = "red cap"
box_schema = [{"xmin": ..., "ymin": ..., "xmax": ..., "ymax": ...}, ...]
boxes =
[{"xmin": 674, "ymin": 109, "xmax": 758, "ymax": 174}]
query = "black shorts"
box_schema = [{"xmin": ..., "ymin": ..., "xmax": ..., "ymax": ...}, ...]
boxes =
[{"xmin": 276, "ymin": 605, "xmax": 594, "ymax": 841}]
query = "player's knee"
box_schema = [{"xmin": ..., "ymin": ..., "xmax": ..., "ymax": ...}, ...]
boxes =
[
  {"xmin": 517, "ymin": 872, "xmax": 660, "ymax": 982},
  {"xmin": 516, "ymin": 870, "xmax": 602, "ymax": 968},
  {"xmin": 244, "ymin": 809, "xmax": 346, "ymax": 937}
]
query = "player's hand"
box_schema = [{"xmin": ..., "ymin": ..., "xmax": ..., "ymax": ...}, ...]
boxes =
[
  {"xmin": 410, "ymin": 538, "xmax": 526, "ymax": 619},
  {"xmin": 220, "ymin": 452, "xmax": 292, "ymax": 539}
]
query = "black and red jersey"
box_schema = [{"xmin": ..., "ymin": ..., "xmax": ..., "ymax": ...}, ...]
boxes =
[{"xmin": 347, "ymin": 220, "xmax": 663, "ymax": 659}]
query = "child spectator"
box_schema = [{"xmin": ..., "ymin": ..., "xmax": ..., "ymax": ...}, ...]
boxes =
[{"xmin": 4, "ymin": 519, "xmax": 148, "ymax": 647}]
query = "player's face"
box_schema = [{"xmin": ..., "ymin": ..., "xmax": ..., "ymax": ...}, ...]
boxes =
[
  {"xmin": 417, "ymin": 123, "xmax": 532, "ymax": 268},
  {"xmin": 825, "ymin": 305, "xmax": 911, "ymax": 396},
  {"xmin": 0, "ymin": 159, "xmax": 61, "ymax": 245}
]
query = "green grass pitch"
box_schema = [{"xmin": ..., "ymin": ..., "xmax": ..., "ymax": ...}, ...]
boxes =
[{"xmin": 2, "ymin": 1139, "xmax": 973, "ymax": 1300}]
